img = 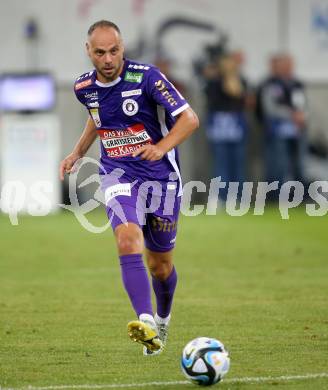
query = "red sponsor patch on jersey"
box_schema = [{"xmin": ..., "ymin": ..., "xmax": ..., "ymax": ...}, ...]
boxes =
[
  {"xmin": 75, "ymin": 79, "xmax": 92, "ymax": 90},
  {"xmin": 98, "ymin": 123, "xmax": 153, "ymax": 158}
]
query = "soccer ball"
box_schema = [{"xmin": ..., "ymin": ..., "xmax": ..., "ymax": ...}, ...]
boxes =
[{"xmin": 181, "ymin": 337, "xmax": 230, "ymax": 386}]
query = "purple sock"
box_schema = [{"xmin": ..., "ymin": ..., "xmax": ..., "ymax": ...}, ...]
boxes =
[
  {"xmin": 119, "ymin": 254, "xmax": 153, "ymax": 317},
  {"xmin": 152, "ymin": 267, "xmax": 177, "ymax": 318}
]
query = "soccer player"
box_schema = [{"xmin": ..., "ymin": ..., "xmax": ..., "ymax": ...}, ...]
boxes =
[{"xmin": 59, "ymin": 20, "xmax": 199, "ymax": 356}]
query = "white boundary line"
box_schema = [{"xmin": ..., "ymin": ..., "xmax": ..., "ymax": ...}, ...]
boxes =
[{"xmin": 1, "ymin": 372, "xmax": 328, "ymax": 390}]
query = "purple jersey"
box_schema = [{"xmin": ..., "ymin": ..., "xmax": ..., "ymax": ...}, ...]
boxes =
[{"xmin": 74, "ymin": 59, "xmax": 189, "ymax": 195}]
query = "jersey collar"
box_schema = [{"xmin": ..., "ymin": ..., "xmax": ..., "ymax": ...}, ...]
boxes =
[{"xmin": 95, "ymin": 77, "xmax": 121, "ymax": 88}]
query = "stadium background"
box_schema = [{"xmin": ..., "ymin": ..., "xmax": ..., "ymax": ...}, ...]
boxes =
[
  {"xmin": 1, "ymin": 1, "xmax": 328, "ymax": 389},
  {"xmin": 1, "ymin": 0, "xmax": 328, "ymax": 188}
]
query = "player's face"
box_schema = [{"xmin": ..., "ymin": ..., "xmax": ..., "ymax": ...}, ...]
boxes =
[
  {"xmin": 274, "ymin": 55, "xmax": 294, "ymax": 79},
  {"xmin": 87, "ymin": 27, "xmax": 124, "ymax": 82}
]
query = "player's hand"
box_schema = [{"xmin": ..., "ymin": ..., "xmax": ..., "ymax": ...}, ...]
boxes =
[
  {"xmin": 132, "ymin": 144, "xmax": 165, "ymax": 161},
  {"xmin": 59, "ymin": 152, "xmax": 81, "ymax": 181}
]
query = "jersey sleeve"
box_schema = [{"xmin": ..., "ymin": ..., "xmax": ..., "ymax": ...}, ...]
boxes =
[
  {"xmin": 73, "ymin": 74, "xmax": 94, "ymax": 107},
  {"xmin": 74, "ymin": 83, "xmax": 87, "ymax": 106},
  {"xmin": 146, "ymin": 67, "xmax": 189, "ymax": 117},
  {"xmin": 74, "ymin": 88, "xmax": 84, "ymax": 106}
]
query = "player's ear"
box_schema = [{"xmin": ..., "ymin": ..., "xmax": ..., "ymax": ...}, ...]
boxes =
[
  {"xmin": 86, "ymin": 41, "xmax": 91, "ymax": 57},
  {"xmin": 119, "ymin": 38, "xmax": 125, "ymax": 53}
]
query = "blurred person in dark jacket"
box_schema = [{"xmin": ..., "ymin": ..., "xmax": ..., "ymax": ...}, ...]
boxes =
[
  {"xmin": 259, "ymin": 53, "xmax": 307, "ymax": 185},
  {"xmin": 204, "ymin": 51, "xmax": 250, "ymax": 203}
]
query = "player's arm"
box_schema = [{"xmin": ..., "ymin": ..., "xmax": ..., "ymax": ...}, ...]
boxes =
[
  {"xmin": 59, "ymin": 116, "xmax": 97, "ymax": 180},
  {"xmin": 133, "ymin": 107, "xmax": 199, "ymax": 161}
]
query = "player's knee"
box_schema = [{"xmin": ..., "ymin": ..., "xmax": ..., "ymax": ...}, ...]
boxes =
[
  {"xmin": 117, "ymin": 233, "xmax": 142, "ymax": 254},
  {"xmin": 149, "ymin": 260, "xmax": 172, "ymax": 281},
  {"xmin": 115, "ymin": 226, "xmax": 143, "ymax": 255}
]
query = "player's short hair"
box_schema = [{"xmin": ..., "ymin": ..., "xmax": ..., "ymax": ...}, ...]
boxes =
[{"xmin": 87, "ymin": 20, "xmax": 121, "ymax": 36}]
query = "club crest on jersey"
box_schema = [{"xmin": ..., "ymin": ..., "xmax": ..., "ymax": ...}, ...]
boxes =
[{"xmin": 122, "ymin": 99, "xmax": 139, "ymax": 116}]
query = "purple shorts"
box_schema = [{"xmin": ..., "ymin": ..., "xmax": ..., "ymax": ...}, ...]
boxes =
[{"xmin": 101, "ymin": 171, "xmax": 181, "ymax": 252}]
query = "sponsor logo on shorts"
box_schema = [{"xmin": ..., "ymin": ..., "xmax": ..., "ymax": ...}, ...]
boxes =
[
  {"xmin": 124, "ymin": 71, "xmax": 143, "ymax": 83},
  {"xmin": 122, "ymin": 99, "xmax": 139, "ymax": 116},
  {"xmin": 121, "ymin": 89, "xmax": 142, "ymax": 98},
  {"xmin": 90, "ymin": 108, "xmax": 101, "ymax": 127},
  {"xmin": 105, "ymin": 183, "xmax": 131, "ymax": 203},
  {"xmin": 155, "ymin": 79, "xmax": 178, "ymax": 106},
  {"xmin": 75, "ymin": 79, "xmax": 92, "ymax": 90},
  {"xmin": 151, "ymin": 216, "xmax": 178, "ymax": 233},
  {"xmin": 98, "ymin": 123, "xmax": 153, "ymax": 158}
]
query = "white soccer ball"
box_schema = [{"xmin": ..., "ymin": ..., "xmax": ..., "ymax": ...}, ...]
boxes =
[{"xmin": 181, "ymin": 337, "xmax": 230, "ymax": 386}]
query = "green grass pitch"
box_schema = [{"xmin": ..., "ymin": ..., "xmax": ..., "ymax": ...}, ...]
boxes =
[{"xmin": 0, "ymin": 208, "xmax": 327, "ymax": 389}]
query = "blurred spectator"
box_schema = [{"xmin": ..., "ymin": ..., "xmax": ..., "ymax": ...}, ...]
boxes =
[
  {"xmin": 258, "ymin": 53, "xmax": 307, "ymax": 185},
  {"xmin": 203, "ymin": 51, "xmax": 250, "ymax": 202},
  {"xmin": 154, "ymin": 56, "xmax": 186, "ymax": 95}
]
